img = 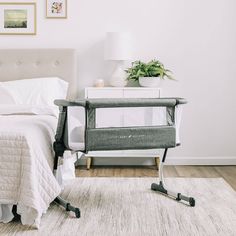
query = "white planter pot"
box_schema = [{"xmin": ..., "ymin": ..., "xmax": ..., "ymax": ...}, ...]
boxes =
[{"xmin": 139, "ymin": 77, "xmax": 162, "ymax": 87}]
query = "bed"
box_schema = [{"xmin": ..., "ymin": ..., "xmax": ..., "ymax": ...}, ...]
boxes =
[{"xmin": 0, "ymin": 49, "xmax": 77, "ymax": 228}]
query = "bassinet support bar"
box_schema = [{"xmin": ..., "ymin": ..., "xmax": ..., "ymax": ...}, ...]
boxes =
[
  {"xmin": 151, "ymin": 148, "xmax": 195, "ymax": 207},
  {"xmin": 53, "ymin": 97, "xmax": 194, "ymax": 218}
]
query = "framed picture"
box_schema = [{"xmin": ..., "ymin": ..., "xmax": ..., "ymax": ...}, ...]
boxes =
[
  {"xmin": 46, "ymin": 0, "xmax": 67, "ymax": 19},
  {"xmin": 0, "ymin": 2, "xmax": 36, "ymax": 35}
]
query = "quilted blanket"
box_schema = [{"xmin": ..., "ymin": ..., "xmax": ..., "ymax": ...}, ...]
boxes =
[{"xmin": 0, "ymin": 109, "xmax": 61, "ymax": 228}]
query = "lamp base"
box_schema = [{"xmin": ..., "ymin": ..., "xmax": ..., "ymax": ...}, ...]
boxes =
[
  {"xmin": 109, "ymin": 77, "xmax": 127, "ymax": 87},
  {"xmin": 109, "ymin": 64, "xmax": 127, "ymax": 87}
]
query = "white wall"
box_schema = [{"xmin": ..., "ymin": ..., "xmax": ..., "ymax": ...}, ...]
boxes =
[{"xmin": 1, "ymin": 0, "xmax": 236, "ymax": 161}]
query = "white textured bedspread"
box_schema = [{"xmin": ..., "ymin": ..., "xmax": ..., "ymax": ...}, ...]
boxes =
[{"xmin": 0, "ymin": 114, "xmax": 61, "ymax": 228}]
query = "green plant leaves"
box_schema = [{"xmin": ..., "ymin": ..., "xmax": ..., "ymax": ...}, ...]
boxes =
[{"xmin": 125, "ymin": 59, "xmax": 174, "ymax": 81}]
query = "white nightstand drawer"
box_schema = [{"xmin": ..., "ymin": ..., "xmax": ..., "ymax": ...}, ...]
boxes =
[
  {"xmin": 86, "ymin": 88, "xmax": 123, "ymax": 98},
  {"xmin": 123, "ymin": 88, "xmax": 160, "ymax": 98}
]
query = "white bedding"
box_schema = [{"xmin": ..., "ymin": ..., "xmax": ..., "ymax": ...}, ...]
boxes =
[{"xmin": 0, "ymin": 107, "xmax": 61, "ymax": 228}]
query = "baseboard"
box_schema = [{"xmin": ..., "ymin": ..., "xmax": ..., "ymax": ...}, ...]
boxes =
[
  {"xmin": 76, "ymin": 156, "xmax": 236, "ymax": 166},
  {"xmin": 165, "ymin": 156, "xmax": 236, "ymax": 165}
]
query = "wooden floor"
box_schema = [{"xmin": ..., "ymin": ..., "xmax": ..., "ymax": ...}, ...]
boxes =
[{"xmin": 76, "ymin": 165, "xmax": 236, "ymax": 191}]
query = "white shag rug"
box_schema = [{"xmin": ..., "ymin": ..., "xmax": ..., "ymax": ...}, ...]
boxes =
[{"xmin": 0, "ymin": 178, "xmax": 236, "ymax": 236}]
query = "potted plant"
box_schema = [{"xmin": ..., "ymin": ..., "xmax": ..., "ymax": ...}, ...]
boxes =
[{"xmin": 125, "ymin": 60, "xmax": 174, "ymax": 87}]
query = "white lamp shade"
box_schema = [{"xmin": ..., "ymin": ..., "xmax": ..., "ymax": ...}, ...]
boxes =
[{"xmin": 104, "ymin": 32, "xmax": 133, "ymax": 61}]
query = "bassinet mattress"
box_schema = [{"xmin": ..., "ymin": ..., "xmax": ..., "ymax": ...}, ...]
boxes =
[{"xmin": 0, "ymin": 113, "xmax": 61, "ymax": 228}]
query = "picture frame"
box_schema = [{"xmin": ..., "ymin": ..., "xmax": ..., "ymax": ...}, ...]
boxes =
[
  {"xmin": 46, "ymin": 0, "xmax": 67, "ymax": 19},
  {"xmin": 0, "ymin": 2, "xmax": 36, "ymax": 35}
]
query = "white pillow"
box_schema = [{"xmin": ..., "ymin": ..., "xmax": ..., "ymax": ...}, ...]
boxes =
[
  {"xmin": 0, "ymin": 85, "xmax": 16, "ymax": 104},
  {"xmin": 0, "ymin": 104, "xmax": 58, "ymax": 117},
  {"xmin": 1, "ymin": 77, "xmax": 68, "ymax": 106}
]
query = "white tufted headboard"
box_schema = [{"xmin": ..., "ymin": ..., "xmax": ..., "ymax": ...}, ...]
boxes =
[{"xmin": 0, "ymin": 49, "xmax": 77, "ymax": 99}]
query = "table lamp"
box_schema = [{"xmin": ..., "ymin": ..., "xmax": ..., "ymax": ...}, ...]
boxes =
[{"xmin": 104, "ymin": 32, "xmax": 133, "ymax": 87}]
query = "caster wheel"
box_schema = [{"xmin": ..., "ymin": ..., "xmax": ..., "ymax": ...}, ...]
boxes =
[
  {"xmin": 75, "ymin": 208, "xmax": 81, "ymax": 218},
  {"xmin": 189, "ymin": 197, "xmax": 195, "ymax": 207}
]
